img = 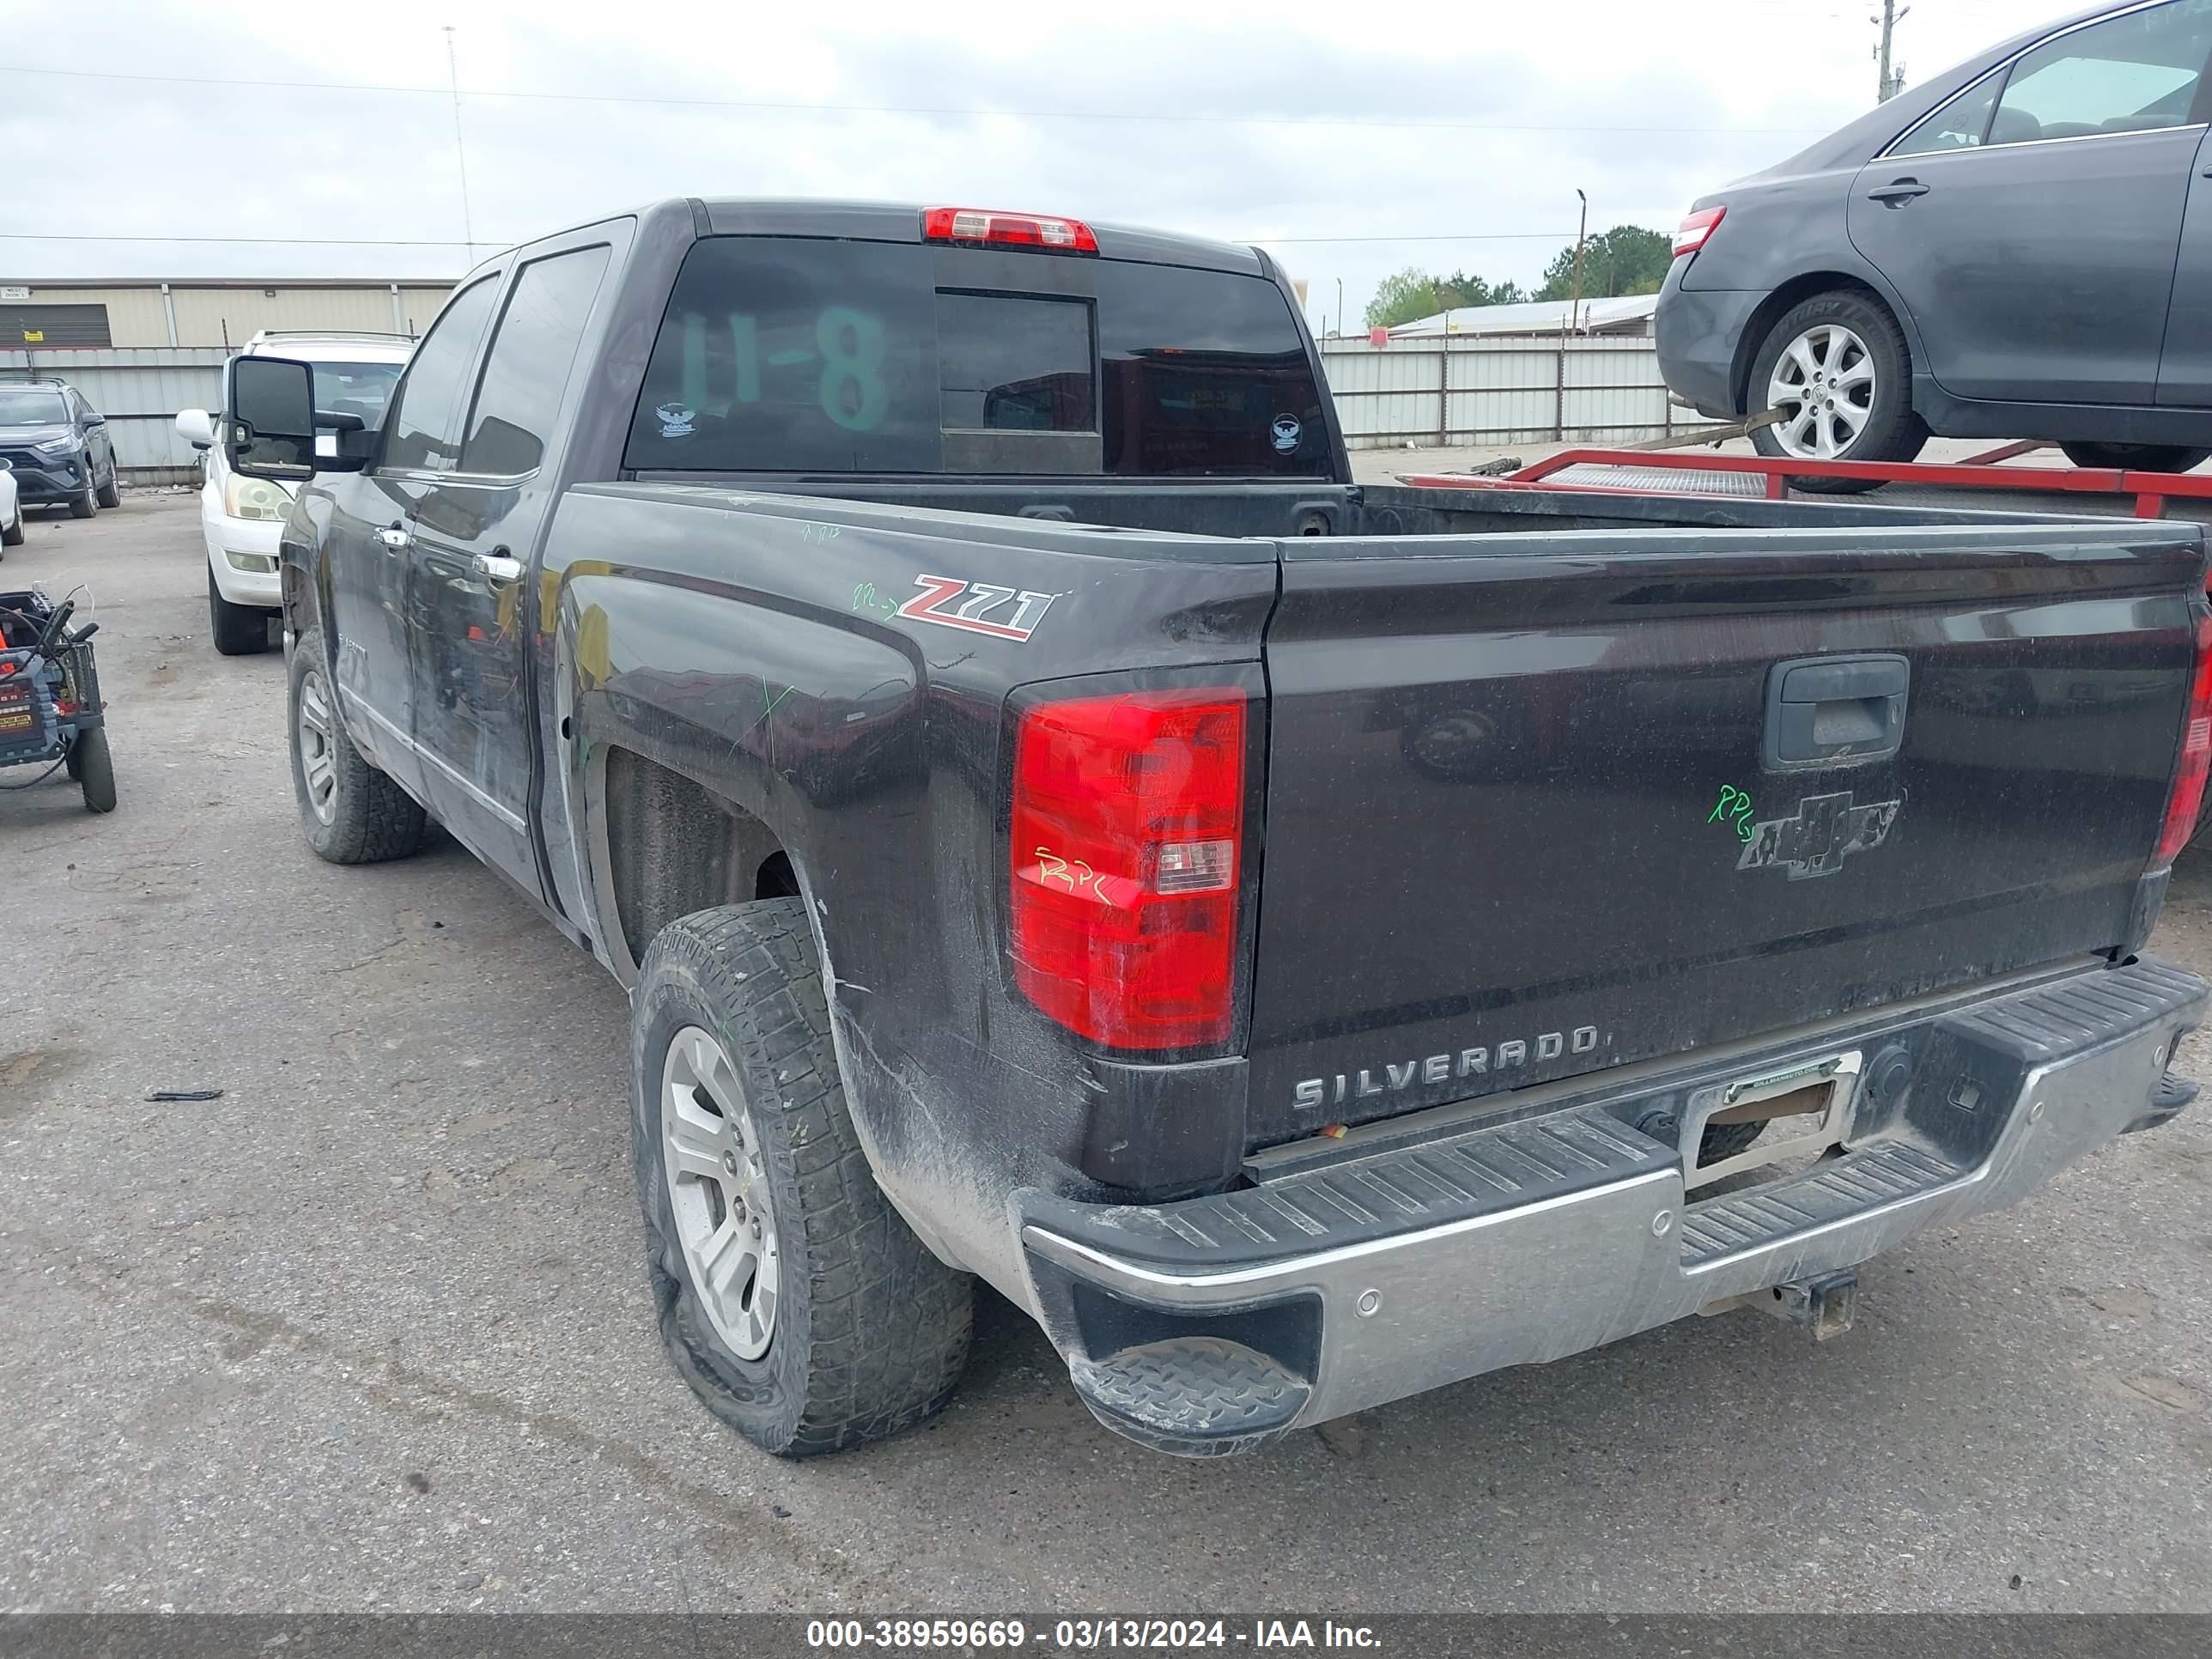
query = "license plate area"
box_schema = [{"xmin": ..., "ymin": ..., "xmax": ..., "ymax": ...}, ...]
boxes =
[{"xmin": 1680, "ymin": 1049, "xmax": 1862, "ymax": 1191}]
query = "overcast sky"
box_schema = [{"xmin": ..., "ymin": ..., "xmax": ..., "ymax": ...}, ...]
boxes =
[{"xmin": 1, "ymin": 0, "xmax": 2079, "ymax": 331}]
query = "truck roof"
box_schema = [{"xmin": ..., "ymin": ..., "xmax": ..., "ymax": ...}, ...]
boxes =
[{"xmin": 494, "ymin": 198, "xmax": 1268, "ymax": 279}]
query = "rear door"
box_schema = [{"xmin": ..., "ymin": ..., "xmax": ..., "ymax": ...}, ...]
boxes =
[
  {"xmin": 404, "ymin": 239, "xmax": 614, "ymax": 897},
  {"xmin": 1242, "ymin": 519, "xmax": 2204, "ymax": 1146},
  {"xmin": 1847, "ymin": 0, "xmax": 2212, "ymax": 404}
]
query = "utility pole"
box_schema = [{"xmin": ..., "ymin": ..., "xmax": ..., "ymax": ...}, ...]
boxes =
[
  {"xmin": 1873, "ymin": 0, "xmax": 1910, "ymax": 102},
  {"xmin": 444, "ymin": 25, "xmax": 477, "ymax": 255},
  {"xmin": 1570, "ymin": 189, "xmax": 1589, "ymax": 334}
]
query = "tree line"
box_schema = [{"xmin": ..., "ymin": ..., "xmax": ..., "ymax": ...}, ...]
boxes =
[{"xmin": 1362, "ymin": 224, "xmax": 1674, "ymax": 331}]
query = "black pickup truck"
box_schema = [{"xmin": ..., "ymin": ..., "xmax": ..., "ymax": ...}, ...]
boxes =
[{"xmin": 228, "ymin": 198, "xmax": 2212, "ymax": 1460}]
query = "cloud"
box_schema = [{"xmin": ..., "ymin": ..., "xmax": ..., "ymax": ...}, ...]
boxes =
[{"xmin": 0, "ymin": 0, "xmax": 2082, "ymax": 323}]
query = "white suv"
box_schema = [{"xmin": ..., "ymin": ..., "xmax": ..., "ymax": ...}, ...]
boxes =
[{"xmin": 178, "ymin": 331, "xmax": 414, "ymax": 655}]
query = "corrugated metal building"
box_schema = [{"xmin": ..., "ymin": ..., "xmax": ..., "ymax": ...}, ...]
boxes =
[
  {"xmin": 0, "ymin": 278, "xmax": 457, "ymax": 349},
  {"xmin": 1388, "ymin": 293, "xmax": 1662, "ymax": 339}
]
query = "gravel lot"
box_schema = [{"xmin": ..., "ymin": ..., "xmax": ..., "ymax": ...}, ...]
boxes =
[{"xmin": 6, "ymin": 493, "xmax": 2212, "ymax": 1614}]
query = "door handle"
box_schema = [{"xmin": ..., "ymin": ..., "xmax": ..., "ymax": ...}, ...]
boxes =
[
  {"xmin": 377, "ymin": 525, "xmax": 411, "ymax": 551},
  {"xmin": 473, "ymin": 551, "xmax": 524, "ymax": 584},
  {"xmin": 1764, "ymin": 653, "xmax": 1910, "ymax": 769},
  {"xmin": 1866, "ymin": 179, "xmax": 1929, "ymax": 206}
]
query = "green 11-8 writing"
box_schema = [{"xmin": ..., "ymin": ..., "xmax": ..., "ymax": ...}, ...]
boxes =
[{"xmin": 675, "ymin": 307, "xmax": 891, "ymax": 433}]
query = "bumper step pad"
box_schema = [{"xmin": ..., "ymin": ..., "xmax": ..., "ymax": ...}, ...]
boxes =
[
  {"xmin": 1068, "ymin": 1337, "xmax": 1310, "ymax": 1458},
  {"xmin": 1679, "ymin": 1143, "xmax": 1964, "ymax": 1268}
]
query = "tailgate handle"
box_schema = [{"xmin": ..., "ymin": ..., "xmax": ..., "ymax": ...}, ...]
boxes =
[{"xmin": 1765, "ymin": 653, "xmax": 1909, "ymax": 769}]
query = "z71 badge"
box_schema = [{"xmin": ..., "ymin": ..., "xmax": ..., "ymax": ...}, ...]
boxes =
[{"xmin": 897, "ymin": 575, "xmax": 1059, "ymax": 641}]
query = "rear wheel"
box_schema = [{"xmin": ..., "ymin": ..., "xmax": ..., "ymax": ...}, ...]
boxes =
[
  {"xmin": 208, "ymin": 565, "xmax": 271, "ymax": 656},
  {"xmin": 1748, "ymin": 290, "xmax": 1927, "ymax": 493},
  {"xmin": 633, "ymin": 899, "xmax": 974, "ymax": 1456},
  {"xmin": 74, "ymin": 727, "xmax": 115, "ymax": 814},
  {"xmin": 95, "ymin": 467, "xmax": 120, "ymax": 509},
  {"xmin": 2060, "ymin": 442, "xmax": 2212, "ymax": 474},
  {"xmin": 289, "ymin": 626, "xmax": 428, "ymax": 863}
]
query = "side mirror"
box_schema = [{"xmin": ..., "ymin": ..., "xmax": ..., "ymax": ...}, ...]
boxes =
[
  {"xmin": 175, "ymin": 408, "xmax": 216, "ymax": 451},
  {"xmin": 82, "ymin": 411, "xmax": 107, "ymax": 428},
  {"xmin": 225, "ymin": 356, "xmax": 319, "ymax": 480}
]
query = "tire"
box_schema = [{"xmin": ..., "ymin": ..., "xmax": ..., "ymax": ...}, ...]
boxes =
[
  {"xmin": 2060, "ymin": 442, "xmax": 2212, "ymax": 474},
  {"xmin": 208, "ymin": 565, "xmax": 271, "ymax": 656},
  {"xmin": 632, "ymin": 899, "xmax": 974, "ymax": 1457},
  {"xmin": 95, "ymin": 467, "xmax": 120, "ymax": 509},
  {"xmin": 74, "ymin": 727, "xmax": 115, "ymax": 814},
  {"xmin": 64, "ymin": 737, "xmax": 83, "ymax": 781},
  {"xmin": 288, "ymin": 626, "xmax": 428, "ymax": 863},
  {"xmin": 67, "ymin": 483, "xmax": 94, "ymax": 520},
  {"xmin": 1747, "ymin": 290, "xmax": 1928, "ymax": 493},
  {"xmin": 1, "ymin": 509, "xmax": 21, "ymax": 548}
]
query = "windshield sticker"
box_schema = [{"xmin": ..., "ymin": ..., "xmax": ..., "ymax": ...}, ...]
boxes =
[
  {"xmin": 655, "ymin": 404, "xmax": 696, "ymax": 438},
  {"xmin": 896, "ymin": 574, "xmax": 1059, "ymax": 641},
  {"xmin": 1271, "ymin": 415, "xmax": 1302, "ymax": 453}
]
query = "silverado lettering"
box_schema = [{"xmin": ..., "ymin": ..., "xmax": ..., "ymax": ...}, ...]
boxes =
[{"xmin": 1293, "ymin": 1026, "xmax": 1604, "ymax": 1111}]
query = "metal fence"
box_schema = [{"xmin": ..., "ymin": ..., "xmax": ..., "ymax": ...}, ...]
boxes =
[
  {"xmin": 0, "ymin": 347, "xmax": 226, "ymax": 484},
  {"xmin": 3, "ymin": 336, "xmax": 1718, "ymax": 483},
  {"xmin": 1318, "ymin": 334, "xmax": 1723, "ymax": 451}
]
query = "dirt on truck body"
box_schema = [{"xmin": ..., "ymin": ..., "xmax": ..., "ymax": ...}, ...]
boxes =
[{"xmin": 230, "ymin": 197, "xmax": 2210, "ymax": 1457}]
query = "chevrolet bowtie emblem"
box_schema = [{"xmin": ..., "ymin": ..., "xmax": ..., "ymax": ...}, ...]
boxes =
[{"xmin": 1739, "ymin": 790, "xmax": 1900, "ymax": 880}]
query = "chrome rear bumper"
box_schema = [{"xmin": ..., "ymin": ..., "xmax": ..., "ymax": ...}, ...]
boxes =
[{"xmin": 1018, "ymin": 959, "xmax": 2205, "ymax": 1455}]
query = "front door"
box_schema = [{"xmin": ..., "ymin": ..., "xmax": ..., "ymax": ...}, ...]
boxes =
[
  {"xmin": 1847, "ymin": 0, "xmax": 2212, "ymax": 405},
  {"xmin": 404, "ymin": 243, "xmax": 613, "ymax": 901},
  {"xmin": 2159, "ymin": 127, "xmax": 2212, "ymax": 404},
  {"xmin": 322, "ymin": 275, "xmax": 501, "ymax": 784}
]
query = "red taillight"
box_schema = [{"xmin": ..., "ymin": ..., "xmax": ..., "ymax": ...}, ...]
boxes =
[
  {"xmin": 1010, "ymin": 688, "xmax": 1247, "ymax": 1050},
  {"xmin": 1674, "ymin": 206, "xmax": 1726, "ymax": 259},
  {"xmin": 923, "ymin": 206, "xmax": 1100, "ymax": 255},
  {"xmin": 2154, "ymin": 612, "xmax": 2212, "ymax": 868}
]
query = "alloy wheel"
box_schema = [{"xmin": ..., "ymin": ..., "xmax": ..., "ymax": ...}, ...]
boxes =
[
  {"xmin": 660, "ymin": 1024, "xmax": 781, "ymax": 1361},
  {"xmin": 1766, "ymin": 324, "xmax": 1876, "ymax": 459},
  {"xmin": 296, "ymin": 669, "xmax": 339, "ymax": 824}
]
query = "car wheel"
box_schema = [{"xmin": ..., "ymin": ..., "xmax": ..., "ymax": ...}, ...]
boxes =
[
  {"xmin": 74, "ymin": 727, "xmax": 116, "ymax": 814},
  {"xmin": 67, "ymin": 481, "xmax": 95, "ymax": 520},
  {"xmin": 633, "ymin": 899, "xmax": 974, "ymax": 1456},
  {"xmin": 1748, "ymin": 290, "xmax": 1927, "ymax": 494},
  {"xmin": 0, "ymin": 508, "xmax": 19, "ymax": 549},
  {"xmin": 289, "ymin": 626, "xmax": 428, "ymax": 863},
  {"xmin": 95, "ymin": 465, "xmax": 120, "ymax": 509},
  {"xmin": 208, "ymin": 565, "xmax": 271, "ymax": 656},
  {"xmin": 2059, "ymin": 442, "xmax": 2212, "ymax": 474}
]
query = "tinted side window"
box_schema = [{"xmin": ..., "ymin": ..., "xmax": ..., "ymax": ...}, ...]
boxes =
[
  {"xmin": 384, "ymin": 277, "xmax": 500, "ymax": 472},
  {"xmin": 626, "ymin": 239, "xmax": 939, "ymax": 472},
  {"xmin": 1095, "ymin": 263, "xmax": 1328, "ymax": 477},
  {"xmin": 1892, "ymin": 76, "xmax": 2002, "ymax": 154},
  {"xmin": 460, "ymin": 246, "xmax": 611, "ymax": 476},
  {"xmin": 1992, "ymin": 0, "xmax": 2212, "ymax": 143}
]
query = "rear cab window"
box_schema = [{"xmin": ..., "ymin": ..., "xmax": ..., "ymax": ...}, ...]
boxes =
[{"xmin": 623, "ymin": 234, "xmax": 1328, "ymax": 478}]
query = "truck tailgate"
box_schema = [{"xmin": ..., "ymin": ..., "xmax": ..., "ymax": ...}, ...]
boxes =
[{"xmin": 1244, "ymin": 520, "xmax": 2206, "ymax": 1147}]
